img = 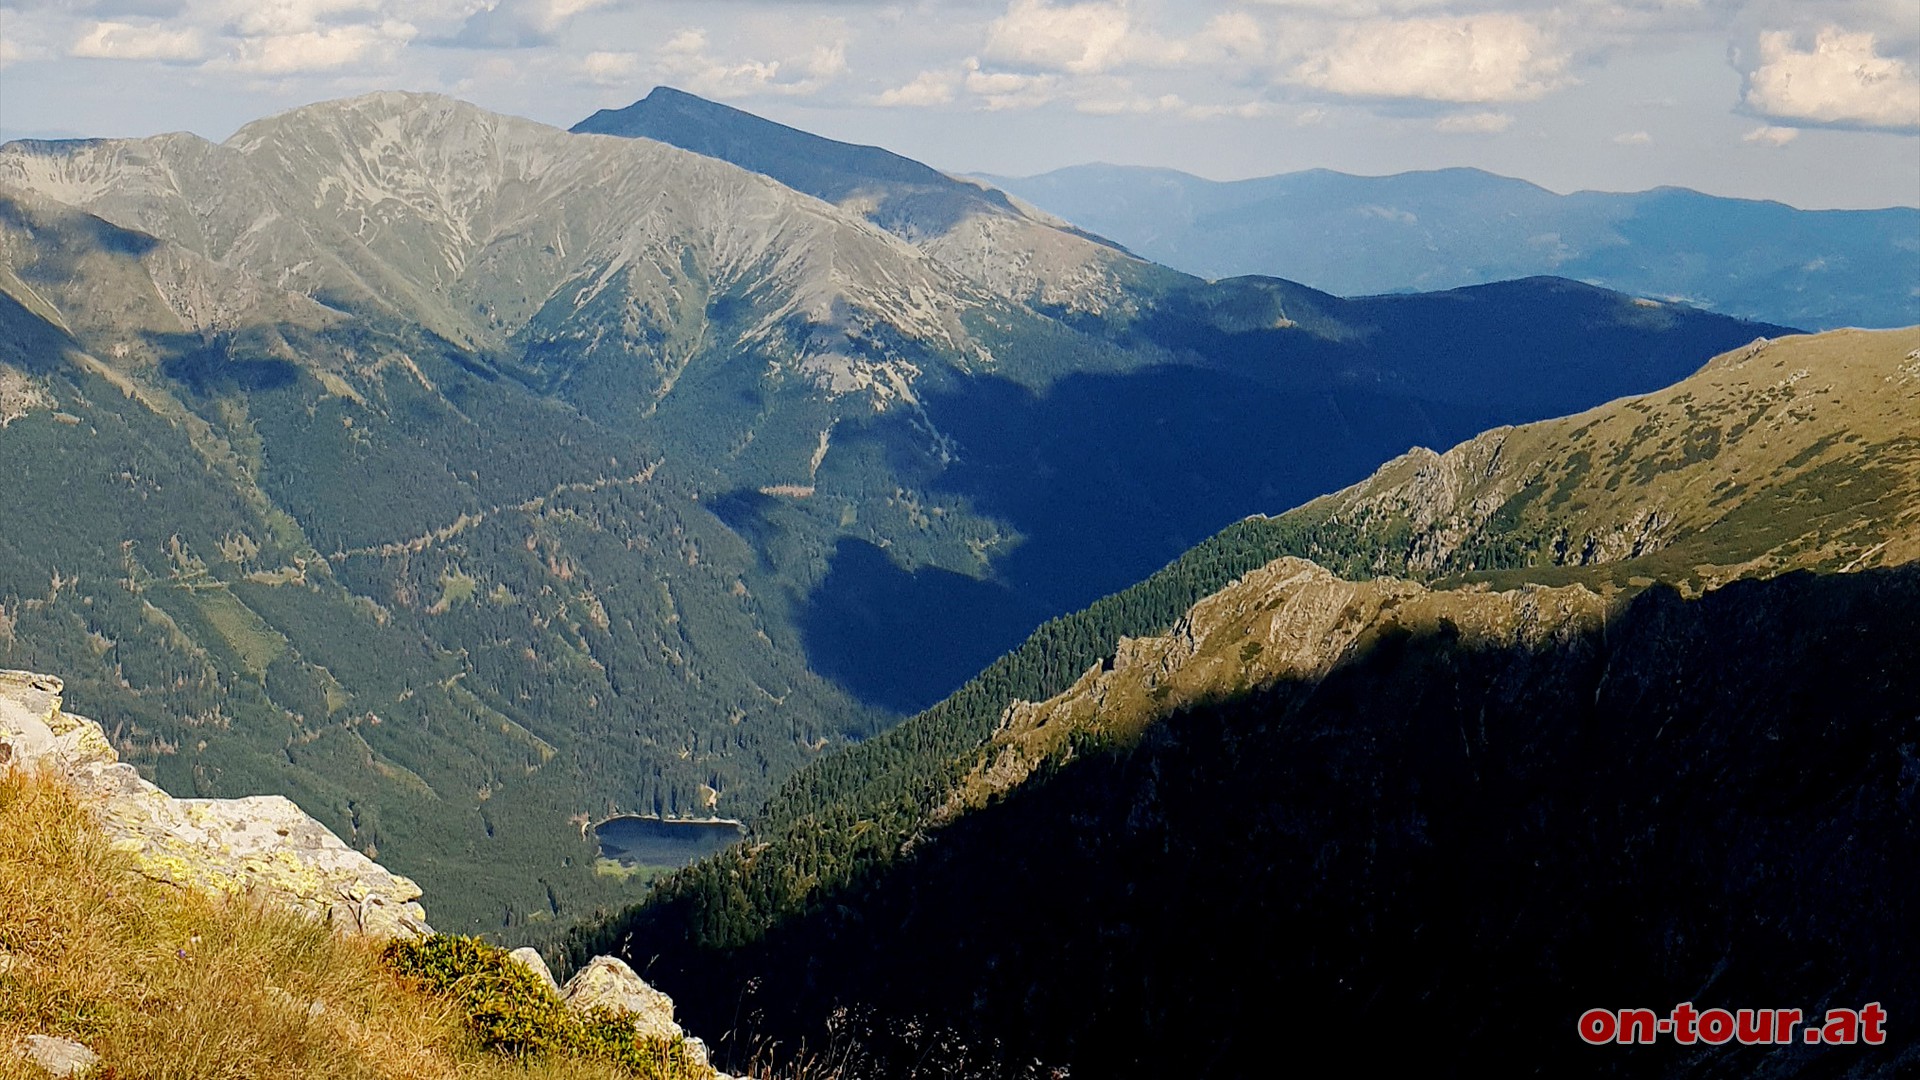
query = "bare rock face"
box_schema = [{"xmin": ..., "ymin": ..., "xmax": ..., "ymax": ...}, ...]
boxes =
[
  {"xmin": 14, "ymin": 1034, "xmax": 99, "ymax": 1077},
  {"xmin": 559, "ymin": 955, "xmax": 735, "ymax": 1075},
  {"xmin": 0, "ymin": 670, "xmax": 430, "ymax": 939},
  {"xmin": 561, "ymin": 955, "xmax": 682, "ymax": 1042}
]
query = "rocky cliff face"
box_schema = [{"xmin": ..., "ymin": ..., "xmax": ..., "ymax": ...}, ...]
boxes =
[{"xmin": 0, "ymin": 668, "xmax": 430, "ymax": 939}]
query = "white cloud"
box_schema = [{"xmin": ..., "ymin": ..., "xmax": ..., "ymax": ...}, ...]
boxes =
[
  {"xmin": 1742, "ymin": 124, "xmax": 1800, "ymax": 146},
  {"xmin": 1184, "ymin": 100, "xmax": 1286, "ymax": 120},
  {"xmin": 1247, "ymin": 0, "xmax": 1452, "ymax": 10},
  {"xmin": 70, "ymin": 20, "xmax": 208, "ymax": 62},
  {"xmin": 1293, "ymin": 15, "xmax": 1569, "ymax": 103},
  {"xmin": 1191, "ymin": 11, "xmax": 1268, "ymax": 66},
  {"xmin": 653, "ymin": 27, "xmax": 846, "ymax": 99},
  {"xmin": 224, "ymin": 0, "xmax": 386, "ymax": 39},
  {"xmin": 0, "ymin": 35, "xmax": 39, "ymax": 68},
  {"xmin": 1076, "ymin": 92, "xmax": 1185, "ymax": 116},
  {"xmin": 546, "ymin": 0, "xmax": 617, "ymax": 23},
  {"xmin": 964, "ymin": 57, "xmax": 1061, "ymax": 110},
  {"xmin": 1434, "ymin": 109, "xmax": 1513, "ymax": 133},
  {"xmin": 1742, "ymin": 27, "xmax": 1920, "ymax": 131},
  {"xmin": 438, "ymin": 0, "xmax": 621, "ymax": 50},
  {"xmin": 985, "ymin": 0, "xmax": 1135, "ymax": 76},
  {"xmin": 579, "ymin": 49, "xmax": 639, "ymax": 86},
  {"xmin": 208, "ymin": 22, "xmax": 414, "ymax": 73},
  {"xmin": 980, "ymin": 1, "xmax": 1265, "ymax": 78},
  {"xmin": 875, "ymin": 69, "xmax": 959, "ymax": 107},
  {"xmin": 1612, "ymin": 129, "xmax": 1652, "ymax": 144}
]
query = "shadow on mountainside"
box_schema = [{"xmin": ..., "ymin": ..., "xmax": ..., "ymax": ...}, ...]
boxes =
[
  {"xmin": 796, "ymin": 363, "xmax": 1484, "ymax": 713},
  {"xmin": 625, "ymin": 564, "xmax": 1920, "ymax": 1079},
  {"xmin": 794, "ymin": 277, "xmax": 1796, "ymax": 715}
]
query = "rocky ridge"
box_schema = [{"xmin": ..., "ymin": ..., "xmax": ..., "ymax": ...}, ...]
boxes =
[
  {"xmin": 0, "ymin": 92, "xmax": 993, "ymax": 414},
  {"xmin": 947, "ymin": 557, "xmax": 1609, "ymax": 815},
  {"xmin": 1284, "ymin": 327, "xmax": 1920, "ymax": 584}
]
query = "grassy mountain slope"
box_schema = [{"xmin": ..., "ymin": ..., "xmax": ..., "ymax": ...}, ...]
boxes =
[
  {"xmin": 981, "ymin": 164, "xmax": 1920, "ymax": 329},
  {"xmin": 1283, "ymin": 326, "xmax": 1920, "ymax": 586},
  {"xmin": 568, "ymin": 327, "xmax": 1920, "ymax": 1074}
]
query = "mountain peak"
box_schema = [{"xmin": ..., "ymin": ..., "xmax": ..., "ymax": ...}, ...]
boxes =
[
  {"xmin": 570, "ymin": 88, "xmax": 1145, "ymax": 303},
  {"xmin": 224, "ymin": 90, "xmax": 547, "ymax": 153},
  {"xmin": 574, "ymin": 86, "xmax": 959, "ymax": 201}
]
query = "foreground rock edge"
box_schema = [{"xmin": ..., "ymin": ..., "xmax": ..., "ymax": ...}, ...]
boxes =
[
  {"xmin": 0, "ymin": 667, "xmax": 734, "ymax": 1078},
  {"xmin": 0, "ymin": 668, "xmax": 432, "ymax": 939}
]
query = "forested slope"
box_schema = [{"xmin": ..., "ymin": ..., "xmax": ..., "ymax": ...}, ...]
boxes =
[{"xmin": 567, "ymin": 328, "xmax": 1920, "ymax": 1076}]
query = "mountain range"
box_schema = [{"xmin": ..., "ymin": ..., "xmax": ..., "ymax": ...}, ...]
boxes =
[
  {"xmin": 982, "ymin": 163, "xmax": 1920, "ymax": 331},
  {"xmin": 0, "ymin": 86, "xmax": 1824, "ymax": 945}
]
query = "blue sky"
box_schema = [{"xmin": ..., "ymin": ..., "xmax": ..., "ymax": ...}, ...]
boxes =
[{"xmin": 1, "ymin": 0, "xmax": 1916, "ymax": 208}]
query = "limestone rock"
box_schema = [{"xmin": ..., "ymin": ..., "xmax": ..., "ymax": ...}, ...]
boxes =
[
  {"xmin": 15, "ymin": 1034, "xmax": 99, "ymax": 1077},
  {"xmin": 561, "ymin": 956, "xmax": 682, "ymax": 1042},
  {"xmin": 508, "ymin": 946, "xmax": 562, "ymax": 997},
  {"xmin": 0, "ymin": 670, "xmax": 430, "ymax": 939}
]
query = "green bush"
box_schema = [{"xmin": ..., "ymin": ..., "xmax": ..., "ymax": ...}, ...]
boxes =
[{"xmin": 382, "ymin": 935, "xmax": 706, "ymax": 1078}]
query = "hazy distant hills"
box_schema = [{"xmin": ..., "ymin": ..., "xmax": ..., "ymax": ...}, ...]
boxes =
[
  {"xmin": 588, "ymin": 327, "xmax": 1920, "ymax": 1077},
  {"xmin": 0, "ymin": 90, "xmax": 1789, "ymax": 932},
  {"xmin": 981, "ymin": 163, "xmax": 1920, "ymax": 330}
]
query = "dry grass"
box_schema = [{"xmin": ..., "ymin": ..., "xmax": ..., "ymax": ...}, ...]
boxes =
[{"xmin": 0, "ymin": 767, "xmax": 634, "ymax": 1080}]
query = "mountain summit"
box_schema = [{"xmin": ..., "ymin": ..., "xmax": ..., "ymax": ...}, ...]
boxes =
[
  {"xmin": 574, "ymin": 87, "xmax": 1145, "ymax": 308},
  {"xmin": 573, "ymin": 87, "xmax": 1022, "ymax": 234}
]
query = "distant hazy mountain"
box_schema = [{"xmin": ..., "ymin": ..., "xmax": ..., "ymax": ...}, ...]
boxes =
[
  {"xmin": 981, "ymin": 164, "xmax": 1920, "ymax": 330},
  {"xmin": 0, "ymin": 91, "xmax": 1786, "ymax": 935}
]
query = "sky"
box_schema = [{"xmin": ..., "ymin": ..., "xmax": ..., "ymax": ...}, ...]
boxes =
[{"xmin": 0, "ymin": 0, "xmax": 1916, "ymax": 209}]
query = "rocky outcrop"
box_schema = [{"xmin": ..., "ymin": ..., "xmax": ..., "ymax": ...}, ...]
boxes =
[
  {"xmin": 563, "ymin": 956, "xmax": 683, "ymax": 1042},
  {"xmin": 1292, "ymin": 327, "xmax": 1920, "ymax": 581},
  {"xmin": 0, "ymin": 670, "xmax": 430, "ymax": 939},
  {"xmin": 2, "ymin": 666, "xmax": 741, "ymax": 1074},
  {"xmin": 560, "ymin": 955, "xmax": 729, "ymax": 1074}
]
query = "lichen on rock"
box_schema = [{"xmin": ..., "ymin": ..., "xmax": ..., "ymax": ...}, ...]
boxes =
[
  {"xmin": 0, "ymin": 669, "xmax": 431, "ymax": 939},
  {"xmin": 563, "ymin": 955, "xmax": 683, "ymax": 1043}
]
